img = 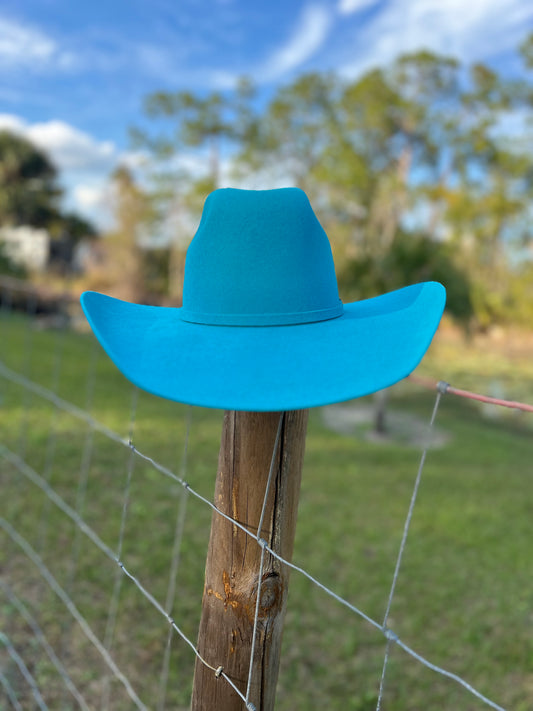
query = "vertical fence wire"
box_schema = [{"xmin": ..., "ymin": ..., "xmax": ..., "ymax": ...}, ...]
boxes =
[
  {"xmin": 39, "ymin": 324, "xmax": 66, "ymax": 501},
  {"xmin": 100, "ymin": 385, "xmax": 139, "ymax": 710},
  {"xmin": 382, "ymin": 389, "xmax": 443, "ymax": 629},
  {"xmin": 16, "ymin": 292, "xmax": 37, "ymax": 462},
  {"xmin": 375, "ymin": 391, "xmax": 443, "ymax": 710},
  {"xmin": 55, "ymin": 337, "xmax": 100, "ymax": 709},
  {"xmin": 36, "ymin": 331, "xmax": 67, "ymax": 554},
  {"xmin": 244, "ymin": 413, "xmax": 284, "ymax": 709},
  {"xmin": 156, "ymin": 406, "xmax": 192, "ymax": 711}
]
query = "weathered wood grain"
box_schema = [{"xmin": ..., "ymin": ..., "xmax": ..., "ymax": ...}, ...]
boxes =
[{"xmin": 191, "ymin": 409, "xmax": 308, "ymax": 711}]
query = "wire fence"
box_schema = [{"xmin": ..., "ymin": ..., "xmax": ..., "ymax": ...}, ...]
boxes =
[{"xmin": 1, "ymin": 281, "xmax": 532, "ymax": 710}]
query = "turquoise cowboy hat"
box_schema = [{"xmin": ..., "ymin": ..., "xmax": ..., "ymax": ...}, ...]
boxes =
[{"xmin": 81, "ymin": 187, "xmax": 445, "ymax": 411}]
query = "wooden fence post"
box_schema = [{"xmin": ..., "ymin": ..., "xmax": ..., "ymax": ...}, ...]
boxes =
[{"xmin": 191, "ymin": 409, "xmax": 309, "ymax": 711}]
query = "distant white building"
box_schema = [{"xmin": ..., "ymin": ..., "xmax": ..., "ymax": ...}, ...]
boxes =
[{"xmin": 0, "ymin": 226, "xmax": 50, "ymax": 271}]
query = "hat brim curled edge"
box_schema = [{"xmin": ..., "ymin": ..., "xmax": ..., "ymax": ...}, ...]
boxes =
[{"xmin": 80, "ymin": 281, "xmax": 445, "ymax": 412}]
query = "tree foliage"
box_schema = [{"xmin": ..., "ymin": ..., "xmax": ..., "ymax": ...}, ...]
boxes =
[
  {"xmin": 0, "ymin": 130, "xmax": 62, "ymax": 228},
  {"xmin": 0, "ymin": 130, "xmax": 97, "ymax": 275},
  {"xmin": 133, "ymin": 34, "xmax": 533, "ymax": 328},
  {"xmin": 339, "ymin": 230, "xmax": 473, "ymax": 327},
  {"xmin": 82, "ymin": 167, "xmax": 151, "ymax": 302}
]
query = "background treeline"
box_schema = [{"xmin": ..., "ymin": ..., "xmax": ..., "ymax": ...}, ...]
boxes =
[
  {"xmin": 0, "ymin": 130, "xmax": 96, "ymax": 276},
  {"xmin": 2, "ymin": 35, "xmax": 533, "ymax": 331}
]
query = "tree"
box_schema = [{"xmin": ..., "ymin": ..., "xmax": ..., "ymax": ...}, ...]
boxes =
[
  {"xmin": 339, "ymin": 229, "xmax": 473, "ymax": 325},
  {"xmin": 84, "ymin": 167, "xmax": 151, "ymax": 302},
  {"xmin": 129, "ymin": 79, "xmax": 258, "ymax": 302},
  {"xmin": 339, "ymin": 230, "xmax": 474, "ymax": 434},
  {"xmin": 136, "ymin": 38, "xmax": 533, "ymax": 327},
  {"xmin": 47, "ymin": 212, "xmax": 97, "ymax": 274},
  {"xmin": 133, "ymin": 77, "xmax": 256, "ymax": 191},
  {"xmin": 0, "ymin": 240, "xmax": 26, "ymax": 278},
  {"xmin": 406, "ymin": 52, "xmax": 533, "ymax": 327},
  {"xmin": 236, "ymin": 73, "xmax": 341, "ymax": 190},
  {"xmin": 0, "ymin": 130, "xmax": 62, "ymax": 228},
  {"xmin": 0, "ymin": 130, "xmax": 98, "ymax": 275}
]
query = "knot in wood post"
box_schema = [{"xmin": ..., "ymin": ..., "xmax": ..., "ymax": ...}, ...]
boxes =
[{"xmin": 191, "ymin": 409, "xmax": 308, "ymax": 711}]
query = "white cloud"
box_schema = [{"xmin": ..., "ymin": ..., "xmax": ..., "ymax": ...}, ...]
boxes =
[
  {"xmin": 73, "ymin": 184, "xmax": 106, "ymax": 211},
  {"xmin": 66, "ymin": 182, "xmax": 112, "ymax": 229},
  {"xmin": 198, "ymin": 4, "xmax": 335, "ymax": 89},
  {"xmin": 0, "ymin": 15, "xmax": 77, "ymax": 71},
  {"xmin": 339, "ymin": 0, "xmax": 533, "ymax": 78},
  {"xmin": 259, "ymin": 4, "xmax": 333, "ymax": 81},
  {"xmin": 0, "ymin": 113, "xmax": 120, "ymax": 228},
  {"xmin": 338, "ymin": 0, "xmax": 378, "ymax": 16},
  {"xmin": 119, "ymin": 150, "xmax": 150, "ymax": 172},
  {"xmin": 0, "ymin": 114, "xmax": 116, "ymax": 172},
  {"xmin": 0, "ymin": 16, "xmax": 56, "ymax": 67},
  {"xmin": 26, "ymin": 120, "xmax": 116, "ymax": 172},
  {"xmin": 208, "ymin": 68, "xmax": 242, "ymax": 90},
  {"xmin": 0, "ymin": 113, "xmax": 25, "ymax": 133}
]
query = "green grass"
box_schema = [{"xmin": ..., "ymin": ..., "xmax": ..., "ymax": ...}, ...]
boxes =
[{"xmin": 1, "ymin": 311, "xmax": 532, "ymax": 710}]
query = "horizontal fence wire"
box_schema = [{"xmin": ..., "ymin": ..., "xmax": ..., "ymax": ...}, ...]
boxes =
[
  {"xmin": 0, "ymin": 671, "xmax": 25, "ymax": 711},
  {"xmin": 0, "ymin": 579, "xmax": 91, "ymax": 711},
  {"xmin": 0, "ymin": 516, "xmax": 148, "ymax": 711},
  {"xmin": 1, "ymin": 355, "xmax": 525, "ymax": 711},
  {"xmin": 0, "ymin": 446, "xmax": 249, "ymax": 709},
  {"xmin": 0, "ymin": 631, "xmax": 49, "ymax": 711}
]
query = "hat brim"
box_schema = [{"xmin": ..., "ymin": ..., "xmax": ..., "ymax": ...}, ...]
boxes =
[{"xmin": 80, "ymin": 281, "xmax": 445, "ymax": 412}]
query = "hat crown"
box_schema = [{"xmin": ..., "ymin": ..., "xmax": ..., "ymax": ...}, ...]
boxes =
[{"xmin": 181, "ymin": 188, "xmax": 343, "ymax": 326}]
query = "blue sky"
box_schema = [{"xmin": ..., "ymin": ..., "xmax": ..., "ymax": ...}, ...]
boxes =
[{"xmin": 1, "ymin": 0, "xmax": 532, "ymax": 227}]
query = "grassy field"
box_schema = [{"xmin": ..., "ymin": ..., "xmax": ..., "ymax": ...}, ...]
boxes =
[{"xmin": 1, "ymin": 308, "xmax": 532, "ymax": 711}]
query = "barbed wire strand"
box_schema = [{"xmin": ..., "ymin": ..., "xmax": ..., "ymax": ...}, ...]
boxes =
[
  {"xmin": 0, "ymin": 631, "xmax": 49, "ymax": 711},
  {"xmin": 157, "ymin": 406, "xmax": 192, "ymax": 711},
  {"xmin": 0, "ymin": 579, "xmax": 90, "ymax": 711},
  {"xmin": 0, "ymin": 517, "xmax": 149, "ymax": 710},
  {"xmin": 0, "ymin": 362, "xmax": 515, "ymax": 711}
]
